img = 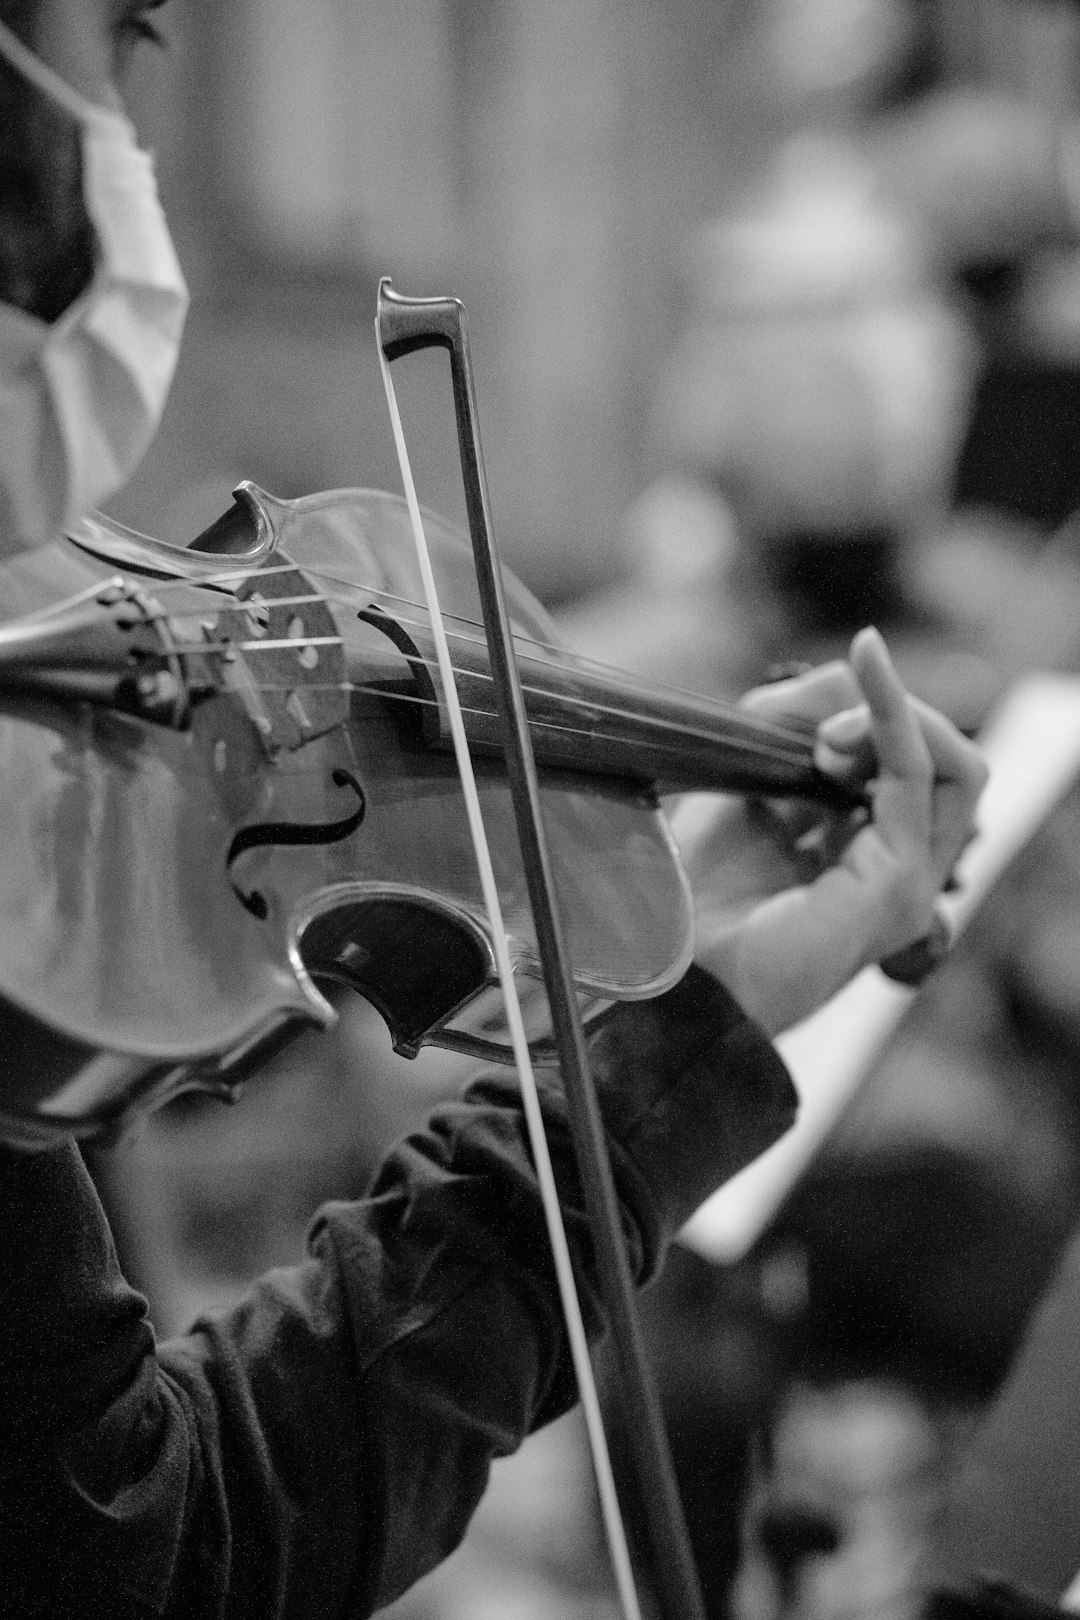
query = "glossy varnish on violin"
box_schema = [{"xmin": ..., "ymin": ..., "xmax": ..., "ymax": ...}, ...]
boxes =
[{"xmin": 0, "ymin": 483, "xmax": 856, "ymax": 1140}]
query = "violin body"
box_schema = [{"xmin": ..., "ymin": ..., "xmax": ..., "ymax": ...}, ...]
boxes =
[
  {"xmin": 0, "ymin": 476, "xmax": 861, "ymax": 1144},
  {"xmin": 0, "ymin": 484, "xmax": 701, "ymax": 1142}
]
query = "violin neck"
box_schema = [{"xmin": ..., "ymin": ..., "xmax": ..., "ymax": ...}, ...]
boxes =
[{"xmin": 428, "ymin": 640, "xmax": 854, "ymax": 807}]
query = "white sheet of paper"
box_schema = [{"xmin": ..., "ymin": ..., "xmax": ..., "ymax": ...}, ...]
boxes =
[{"xmin": 680, "ymin": 674, "xmax": 1080, "ymax": 1264}]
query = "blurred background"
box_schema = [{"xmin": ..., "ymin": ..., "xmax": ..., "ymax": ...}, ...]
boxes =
[{"xmin": 87, "ymin": 0, "xmax": 1080, "ymax": 1615}]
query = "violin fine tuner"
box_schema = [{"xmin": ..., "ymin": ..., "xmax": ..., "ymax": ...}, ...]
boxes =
[{"xmin": 0, "ymin": 576, "xmax": 203, "ymax": 729}]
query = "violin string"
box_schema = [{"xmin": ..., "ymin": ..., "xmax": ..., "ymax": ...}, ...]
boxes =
[
  {"xmin": 137, "ymin": 559, "xmax": 302, "ymax": 589},
  {"xmin": 72, "ymin": 556, "xmax": 829, "ymax": 761},
  {"xmin": 303, "ymin": 567, "xmax": 809, "ymax": 733},
  {"xmin": 218, "ymin": 635, "xmax": 344, "ymax": 654},
  {"xmin": 87, "ymin": 557, "xmax": 823, "ymax": 752},
  {"xmin": 63, "ymin": 554, "xmax": 819, "ymax": 770},
  {"xmin": 145, "ymin": 604, "xmax": 819, "ymax": 762},
  {"xmin": 285, "ymin": 667, "xmax": 818, "ymax": 770},
  {"xmin": 148, "ymin": 620, "xmax": 817, "ymax": 769},
  {"xmin": 111, "ymin": 558, "xmax": 820, "ymax": 749},
  {"xmin": 330, "ymin": 592, "xmax": 795, "ymax": 726},
  {"xmin": 160, "ymin": 564, "xmax": 684, "ymax": 711},
  {"xmin": 215, "ymin": 673, "xmax": 830, "ymax": 790},
  {"xmin": 351, "ymin": 642, "xmax": 817, "ymax": 762},
  {"xmin": 111, "ymin": 573, "xmax": 818, "ymax": 766}
]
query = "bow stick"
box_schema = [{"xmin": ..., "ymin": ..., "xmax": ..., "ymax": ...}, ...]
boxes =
[{"xmin": 376, "ymin": 280, "xmax": 707, "ymax": 1620}]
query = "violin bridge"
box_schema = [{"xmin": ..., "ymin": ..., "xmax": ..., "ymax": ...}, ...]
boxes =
[{"xmin": 211, "ymin": 552, "xmax": 347, "ymax": 755}]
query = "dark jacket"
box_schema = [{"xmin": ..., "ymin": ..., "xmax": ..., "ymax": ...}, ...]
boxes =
[{"xmin": 0, "ymin": 966, "xmax": 795, "ymax": 1619}]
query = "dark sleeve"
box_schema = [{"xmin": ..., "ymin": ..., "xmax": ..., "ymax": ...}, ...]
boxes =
[
  {"xmin": 924, "ymin": 1581, "xmax": 1066, "ymax": 1619},
  {"xmin": 0, "ymin": 967, "xmax": 796, "ymax": 1620}
]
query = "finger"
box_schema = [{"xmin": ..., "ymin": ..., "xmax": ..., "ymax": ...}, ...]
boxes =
[
  {"xmin": 846, "ymin": 632, "xmax": 988, "ymax": 907},
  {"xmin": 905, "ymin": 696, "xmax": 988, "ymax": 873},
  {"xmin": 815, "ymin": 703, "xmax": 876, "ymax": 782},
  {"xmin": 740, "ymin": 659, "xmax": 862, "ymax": 724},
  {"xmin": 817, "ymin": 704, "xmax": 871, "ymax": 751},
  {"xmin": 816, "ymin": 693, "xmax": 985, "ymax": 816},
  {"xmin": 849, "ymin": 627, "xmax": 934, "ymax": 858},
  {"xmin": 849, "ymin": 635, "xmax": 933, "ymax": 789},
  {"xmin": 907, "ymin": 696, "xmax": 987, "ymax": 793},
  {"xmin": 850, "ymin": 628, "xmax": 934, "ymax": 783}
]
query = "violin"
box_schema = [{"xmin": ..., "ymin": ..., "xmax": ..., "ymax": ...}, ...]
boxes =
[{"xmin": 0, "ymin": 476, "xmax": 861, "ymax": 1145}]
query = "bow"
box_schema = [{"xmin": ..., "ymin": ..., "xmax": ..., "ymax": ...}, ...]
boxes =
[{"xmin": 376, "ymin": 279, "xmax": 708, "ymax": 1620}]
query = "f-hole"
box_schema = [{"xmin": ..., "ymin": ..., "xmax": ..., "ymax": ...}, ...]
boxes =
[{"xmin": 228, "ymin": 769, "xmax": 366, "ymax": 919}]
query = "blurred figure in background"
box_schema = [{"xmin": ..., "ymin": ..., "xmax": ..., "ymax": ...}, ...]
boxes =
[
  {"xmin": 598, "ymin": 1143, "xmax": 1066, "ymax": 1620},
  {"xmin": 563, "ymin": 0, "xmax": 1080, "ymax": 732},
  {"xmin": 654, "ymin": 0, "xmax": 976, "ymax": 643},
  {"xmin": 732, "ymin": 1146, "xmax": 1067, "ymax": 1620},
  {"xmin": 564, "ymin": 0, "xmax": 979, "ymax": 704}
]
